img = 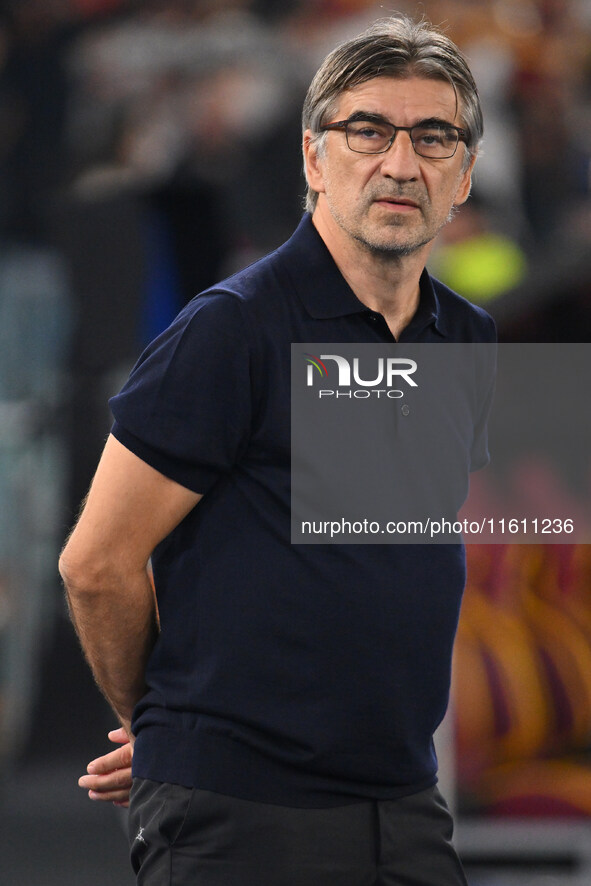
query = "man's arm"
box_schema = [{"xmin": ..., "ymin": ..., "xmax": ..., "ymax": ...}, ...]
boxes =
[{"xmin": 59, "ymin": 434, "xmax": 202, "ymax": 738}]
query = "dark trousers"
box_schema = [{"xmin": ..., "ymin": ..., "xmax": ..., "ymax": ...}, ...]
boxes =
[{"xmin": 129, "ymin": 779, "xmax": 468, "ymax": 886}]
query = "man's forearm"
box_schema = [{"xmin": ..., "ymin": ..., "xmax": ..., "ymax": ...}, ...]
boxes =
[{"xmin": 62, "ymin": 565, "xmax": 159, "ymax": 733}]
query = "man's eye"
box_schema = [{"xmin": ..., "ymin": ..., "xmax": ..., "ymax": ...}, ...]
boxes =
[
  {"xmin": 349, "ymin": 122, "xmax": 388, "ymax": 139},
  {"xmin": 417, "ymin": 131, "xmax": 443, "ymax": 145},
  {"xmin": 414, "ymin": 128, "xmax": 453, "ymax": 146}
]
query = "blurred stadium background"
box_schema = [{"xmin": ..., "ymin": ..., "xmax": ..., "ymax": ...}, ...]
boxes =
[{"xmin": 0, "ymin": 0, "xmax": 590, "ymax": 883}]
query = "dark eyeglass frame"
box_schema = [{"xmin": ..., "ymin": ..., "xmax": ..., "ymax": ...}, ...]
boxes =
[{"xmin": 319, "ymin": 116, "xmax": 469, "ymax": 159}]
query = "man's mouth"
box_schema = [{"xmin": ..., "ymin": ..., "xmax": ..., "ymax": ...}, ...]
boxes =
[{"xmin": 375, "ymin": 197, "xmax": 420, "ymax": 210}]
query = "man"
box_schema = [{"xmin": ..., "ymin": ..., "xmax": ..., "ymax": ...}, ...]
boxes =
[{"xmin": 61, "ymin": 14, "xmax": 495, "ymax": 886}]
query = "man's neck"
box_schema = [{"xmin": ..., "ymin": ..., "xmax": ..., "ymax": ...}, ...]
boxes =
[{"xmin": 311, "ymin": 208, "xmax": 432, "ymax": 340}]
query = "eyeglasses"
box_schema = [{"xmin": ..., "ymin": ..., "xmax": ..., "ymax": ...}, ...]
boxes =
[{"xmin": 319, "ymin": 116, "xmax": 468, "ymax": 160}]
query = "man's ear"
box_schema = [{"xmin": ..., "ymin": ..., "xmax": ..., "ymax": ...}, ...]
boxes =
[
  {"xmin": 453, "ymin": 152, "xmax": 477, "ymax": 208},
  {"xmin": 303, "ymin": 130, "xmax": 326, "ymax": 195}
]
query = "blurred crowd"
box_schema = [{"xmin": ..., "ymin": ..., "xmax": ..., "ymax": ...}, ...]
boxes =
[{"xmin": 0, "ymin": 0, "xmax": 590, "ymax": 271}]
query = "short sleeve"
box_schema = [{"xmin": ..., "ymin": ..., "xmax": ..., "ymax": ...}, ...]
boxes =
[{"xmin": 109, "ymin": 291, "xmax": 252, "ymax": 493}]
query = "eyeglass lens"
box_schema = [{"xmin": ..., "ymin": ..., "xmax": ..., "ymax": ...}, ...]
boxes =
[{"xmin": 345, "ymin": 120, "xmax": 459, "ymax": 158}]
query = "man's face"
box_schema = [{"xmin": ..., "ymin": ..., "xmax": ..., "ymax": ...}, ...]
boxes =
[{"xmin": 304, "ymin": 76, "xmax": 476, "ymax": 258}]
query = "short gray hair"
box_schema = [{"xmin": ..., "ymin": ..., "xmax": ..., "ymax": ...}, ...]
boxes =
[{"xmin": 302, "ymin": 14, "xmax": 483, "ymax": 212}]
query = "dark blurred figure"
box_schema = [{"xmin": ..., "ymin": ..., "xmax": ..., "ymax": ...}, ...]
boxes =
[
  {"xmin": 512, "ymin": 70, "xmax": 583, "ymax": 244},
  {"xmin": 0, "ymin": 1, "xmax": 76, "ymax": 243}
]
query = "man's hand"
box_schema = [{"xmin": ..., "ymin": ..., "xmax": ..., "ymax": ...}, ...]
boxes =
[{"xmin": 79, "ymin": 727, "xmax": 133, "ymax": 807}]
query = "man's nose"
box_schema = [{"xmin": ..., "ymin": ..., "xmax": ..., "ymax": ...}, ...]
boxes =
[{"xmin": 379, "ymin": 131, "xmax": 421, "ymax": 180}]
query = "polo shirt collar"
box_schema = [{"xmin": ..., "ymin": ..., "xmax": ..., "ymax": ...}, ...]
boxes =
[
  {"xmin": 279, "ymin": 213, "xmax": 447, "ymax": 337},
  {"xmin": 278, "ymin": 213, "xmax": 364, "ymax": 319}
]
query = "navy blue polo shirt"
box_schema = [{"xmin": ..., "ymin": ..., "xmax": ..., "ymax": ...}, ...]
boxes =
[{"xmin": 110, "ymin": 213, "xmax": 496, "ymax": 807}]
